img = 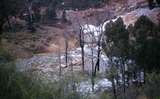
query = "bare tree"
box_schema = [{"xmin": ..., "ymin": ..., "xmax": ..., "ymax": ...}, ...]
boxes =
[
  {"xmin": 25, "ymin": 0, "xmax": 35, "ymax": 32},
  {"xmin": 94, "ymin": 26, "xmax": 103, "ymax": 76},
  {"xmin": 58, "ymin": 46, "xmax": 62, "ymax": 77},
  {"xmin": 79, "ymin": 26, "xmax": 85, "ymax": 72},
  {"xmin": 76, "ymin": 18, "xmax": 85, "ymax": 72},
  {"xmin": 64, "ymin": 32, "xmax": 68, "ymax": 68},
  {"xmin": 70, "ymin": 56, "xmax": 76, "ymax": 91},
  {"xmin": 91, "ymin": 31, "xmax": 95, "ymax": 92},
  {"xmin": 85, "ymin": 20, "xmax": 95, "ymax": 92}
]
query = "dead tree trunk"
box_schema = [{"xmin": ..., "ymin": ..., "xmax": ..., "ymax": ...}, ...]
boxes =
[
  {"xmin": 79, "ymin": 26, "xmax": 85, "ymax": 72},
  {"xmin": 91, "ymin": 31, "xmax": 95, "ymax": 92},
  {"xmin": 94, "ymin": 33, "xmax": 102, "ymax": 76},
  {"xmin": 70, "ymin": 58, "xmax": 76, "ymax": 91},
  {"xmin": 64, "ymin": 32, "xmax": 68, "ymax": 67},
  {"xmin": 25, "ymin": 0, "xmax": 35, "ymax": 32},
  {"xmin": 58, "ymin": 47, "xmax": 62, "ymax": 77},
  {"xmin": 91, "ymin": 46, "xmax": 95, "ymax": 92}
]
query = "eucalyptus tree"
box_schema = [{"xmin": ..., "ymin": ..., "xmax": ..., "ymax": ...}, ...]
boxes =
[
  {"xmin": 104, "ymin": 17, "xmax": 130, "ymax": 99},
  {"xmin": 132, "ymin": 15, "xmax": 160, "ymax": 73}
]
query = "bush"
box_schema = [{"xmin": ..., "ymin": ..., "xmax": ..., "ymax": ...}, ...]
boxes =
[
  {"xmin": 0, "ymin": 47, "xmax": 12, "ymax": 63},
  {"xmin": 0, "ymin": 47, "xmax": 83, "ymax": 99},
  {"xmin": 99, "ymin": 92, "xmax": 112, "ymax": 99},
  {"xmin": 144, "ymin": 73, "xmax": 160, "ymax": 99},
  {"xmin": 0, "ymin": 62, "xmax": 87, "ymax": 99}
]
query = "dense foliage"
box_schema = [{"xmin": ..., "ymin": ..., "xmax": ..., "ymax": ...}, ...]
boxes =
[
  {"xmin": 104, "ymin": 15, "xmax": 160, "ymax": 99},
  {"xmin": 132, "ymin": 16, "xmax": 160, "ymax": 72},
  {"xmin": 0, "ymin": 48, "xmax": 83, "ymax": 99},
  {"xmin": 0, "ymin": 0, "xmax": 160, "ymax": 99}
]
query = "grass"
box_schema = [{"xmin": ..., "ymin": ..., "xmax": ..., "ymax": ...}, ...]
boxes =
[
  {"xmin": 1, "ymin": 45, "xmax": 159, "ymax": 99},
  {"xmin": 0, "ymin": 61, "xmax": 85, "ymax": 99},
  {"xmin": 0, "ymin": 46, "xmax": 86, "ymax": 99}
]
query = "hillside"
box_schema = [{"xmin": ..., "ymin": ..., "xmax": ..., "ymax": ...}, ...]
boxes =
[{"xmin": 0, "ymin": 0, "xmax": 160, "ymax": 99}]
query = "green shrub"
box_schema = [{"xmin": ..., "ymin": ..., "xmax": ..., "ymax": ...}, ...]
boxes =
[
  {"xmin": 144, "ymin": 72, "xmax": 160, "ymax": 99},
  {"xmin": 0, "ymin": 47, "xmax": 12, "ymax": 63},
  {"xmin": 99, "ymin": 92, "xmax": 112, "ymax": 99},
  {"xmin": 0, "ymin": 62, "xmax": 86, "ymax": 99}
]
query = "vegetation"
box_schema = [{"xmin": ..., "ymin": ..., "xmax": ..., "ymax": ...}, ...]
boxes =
[
  {"xmin": 0, "ymin": 0, "xmax": 160, "ymax": 99},
  {"xmin": 144, "ymin": 73, "xmax": 160, "ymax": 99},
  {"xmin": 132, "ymin": 16, "xmax": 160, "ymax": 72},
  {"xmin": 104, "ymin": 17, "xmax": 130, "ymax": 99},
  {"xmin": 147, "ymin": 0, "xmax": 160, "ymax": 9},
  {"xmin": 0, "ymin": 48, "xmax": 82, "ymax": 99},
  {"xmin": 104, "ymin": 15, "xmax": 160, "ymax": 99}
]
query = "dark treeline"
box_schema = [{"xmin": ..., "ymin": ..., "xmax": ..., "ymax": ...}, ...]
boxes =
[
  {"xmin": 0, "ymin": 0, "xmax": 108, "ymax": 42},
  {"xmin": 148, "ymin": 0, "xmax": 160, "ymax": 9},
  {"xmin": 0, "ymin": 0, "xmax": 160, "ymax": 99},
  {"xmin": 103, "ymin": 15, "xmax": 160, "ymax": 99},
  {"xmin": 0, "ymin": 0, "xmax": 159, "ymax": 40}
]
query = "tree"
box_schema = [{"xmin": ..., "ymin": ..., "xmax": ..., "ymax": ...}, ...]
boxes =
[
  {"xmin": 25, "ymin": 0, "xmax": 36, "ymax": 32},
  {"xmin": 94, "ymin": 33, "xmax": 102, "ymax": 75},
  {"xmin": 156, "ymin": 0, "xmax": 160, "ymax": 5},
  {"xmin": 104, "ymin": 17, "xmax": 130, "ymax": 99},
  {"xmin": 144, "ymin": 73, "xmax": 160, "ymax": 99},
  {"xmin": 61, "ymin": 10, "xmax": 67, "ymax": 22},
  {"xmin": 91, "ymin": 29, "xmax": 95, "ymax": 92},
  {"xmin": 0, "ymin": 0, "xmax": 24, "ymax": 42},
  {"xmin": 147, "ymin": 0, "xmax": 154, "ymax": 9},
  {"xmin": 133, "ymin": 16, "xmax": 160, "ymax": 73},
  {"xmin": 79, "ymin": 26, "xmax": 85, "ymax": 72},
  {"xmin": 94, "ymin": 26, "xmax": 103, "ymax": 76},
  {"xmin": 47, "ymin": 0, "xmax": 58, "ymax": 20},
  {"xmin": 64, "ymin": 32, "xmax": 68, "ymax": 68},
  {"xmin": 106, "ymin": 58, "xmax": 118, "ymax": 99},
  {"xmin": 58, "ymin": 46, "xmax": 62, "ymax": 77},
  {"xmin": 147, "ymin": 0, "xmax": 160, "ymax": 9}
]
